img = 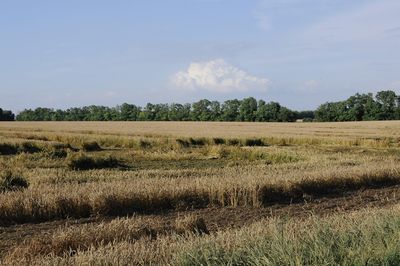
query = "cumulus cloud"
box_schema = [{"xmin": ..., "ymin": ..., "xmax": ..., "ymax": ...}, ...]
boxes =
[{"xmin": 171, "ymin": 59, "xmax": 269, "ymax": 93}]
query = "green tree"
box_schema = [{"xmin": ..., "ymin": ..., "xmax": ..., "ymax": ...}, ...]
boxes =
[
  {"xmin": 118, "ymin": 103, "xmax": 140, "ymax": 121},
  {"xmin": 362, "ymin": 93, "xmax": 380, "ymax": 120},
  {"xmin": 141, "ymin": 103, "xmax": 156, "ymax": 121},
  {"xmin": 221, "ymin": 99, "xmax": 241, "ymax": 121},
  {"xmin": 209, "ymin": 101, "xmax": 221, "ymax": 121},
  {"xmin": 154, "ymin": 104, "xmax": 170, "ymax": 121},
  {"xmin": 0, "ymin": 108, "xmax": 15, "ymax": 121},
  {"xmin": 278, "ymin": 107, "xmax": 296, "ymax": 122},
  {"xmin": 264, "ymin": 102, "xmax": 281, "ymax": 122},
  {"xmin": 169, "ymin": 103, "xmax": 191, "ymax": 121},
  {"xmin": 191, "ymin": 99, "xmax": 211, "ymax": 121},
  {"xmin": 256, "ymin": 100, "xmax": 267, "ymax": 122},
  {"xmin": 239, "ymin": 97, "xmax": 257, "ymax": 121},
  {"xmin": 375, "ymin": 90, "xmax": 397, "ymax": 120}
]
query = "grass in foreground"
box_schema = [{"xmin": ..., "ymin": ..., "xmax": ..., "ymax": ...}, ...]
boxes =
[{"xmin": 3, "ymin": 205, "xmax": 400, "ymax": 265}]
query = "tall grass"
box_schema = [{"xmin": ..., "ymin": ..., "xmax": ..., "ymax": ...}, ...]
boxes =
[
  {"xmin": 6, "ymin": 215, "xmax": 208, "ymax": 260},
  {"xmin": 4, "ymin": 206, "xmax": 400, "ymax": 265},
  {"xmin": 172, "ymin": 207, "xmax": 400, "ymax": 266},
  {"xmin": 0, "ymin": 170, "xmax": 29, "ymax": 192},
  {"xmin": 1, "ymin": 164, "xmax": 399, "ymax": 225},
  {"xmin": 1, "ymin": 121, "xmax": 400, "ymax": 265}
]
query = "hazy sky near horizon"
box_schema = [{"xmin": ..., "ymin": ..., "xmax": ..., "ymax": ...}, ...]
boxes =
[{"xmin": 1, "ymin": 0, "xmax": 400, "ymax": 112}]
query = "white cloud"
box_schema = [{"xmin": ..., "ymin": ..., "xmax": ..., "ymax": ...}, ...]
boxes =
[{"xmin": 171, "ymin": 59, "xmax": 269, "ymax": 93}]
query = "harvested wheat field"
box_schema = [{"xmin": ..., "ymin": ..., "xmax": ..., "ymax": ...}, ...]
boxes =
[{"xmin": 1, "ymin": 121, "xmax": 400, "ymax": 265}]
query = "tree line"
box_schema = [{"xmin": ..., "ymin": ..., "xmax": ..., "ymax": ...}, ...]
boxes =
[
  {"xmin": 315, "ymin": 90, "xmax": 400, "ymax": 121},
  {"xmin": 14, "ymin": 98, "xmax": 304, "ymax": 122},
  {"xmin": 1, "ymin": 90, "xmax": 399, "ymax": 122}
]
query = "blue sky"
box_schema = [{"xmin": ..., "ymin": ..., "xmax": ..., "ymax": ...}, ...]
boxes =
[{"xmin": 1, "ymin": 0, "xmax": 399, "ymax": 112}]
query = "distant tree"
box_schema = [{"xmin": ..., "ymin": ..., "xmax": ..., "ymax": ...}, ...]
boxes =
[
  {"xmin": 65, "ymin": 108, "xmax": 86, "ymax": 121},
  {"xmin": 295, "ymin": 110, "xmax": 315, "ymax": 121},
  {"xmin": 0, "ymin": 108, "xmax": 15, "ymax": 121},
  {"xmin": 362, "ymin": 93, "xmax": 380, "ymax": 120},
  {"xmin": 13, "ymin": 97, "xmax": 301, "ymax": 122},
  {"xmin": 396, "ymin": 95, "xmax": 400, "ymax": 120},
  {"xmin": 191, "ymin": 99, "xmax": 212, "ymax": 121},
  {"xmin": 345, "ymin": 94, "xmax": 360, "ymax": 121},
  {"xmin": 51, "ymin": 109, "xmax": 66, "ymax": 121},
  {"xmin": 169, "ymin": 103, "xmax": 191, "ymax": 121},
  {"xmin": 140, "ymin": 103, "xmax": 156, "ymax": 121},
  {"xmin": 315, "ymin": 90, "xmax": 399, "ymax": 122},
  {"xmin": 278, "ymin": 107, "xmax": 296, "ymax": 122},
  {"xmin": 256, "ymin": 100, "xmax": 267, "ymax": 122},
  {"xmin": 239, "ymin": 97, "xmax": 257, "ymax": 121},
  {"xmin": 209, "ymin": 101, "xmax": 221, "ymax": 121},
  {"xmin": 154, "ymin": 104, "xmax": 170, "ymax": 121},
  {"xmin": 375, "ymin": 90, "xmax": 397, "ymax": 120},
  {"xmin": 221, "ymin": 99, "xmax": 241, "ymax": 121},
  {"xmin": 315, "ymin": 102, "xmax": 339, "ymax": 122},
  {"xmin": 168, "ymin": 103, "xmax": 184, "ymax": 121},
  {"xmin": 264, "ymin": 102, "xmax": 281, "ymax": 122},
  {"xmin": 118, "ymin": 103, "xmax": 141, "ymax": 121}
]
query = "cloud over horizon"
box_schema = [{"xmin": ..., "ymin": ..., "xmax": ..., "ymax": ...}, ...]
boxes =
[{"xmin": 171, "ymin": 59, "xmax": 269, "ymax": 93}]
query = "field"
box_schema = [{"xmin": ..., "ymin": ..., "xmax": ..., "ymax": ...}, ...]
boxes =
[{"xmin": 1, "ymin": 121, "xmax": 400, "ymax": 265}]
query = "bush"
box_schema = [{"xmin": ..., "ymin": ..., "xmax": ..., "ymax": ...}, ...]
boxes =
[
  {"xmin": 68, "ymin": 154, "xmax": 122, "ymax": 170},
  {"xmin": 18, "ymin": 142, "xmax": 42, "ymax": 153},
  {"xmin": 212, "ymin": 138, "xmax": 226, "ymax": 145},
  {"xmin": 189, "ymin": 138, "xmax": 206, "ymax": 146},
  {"xmin": 176, "ymin": 138, "xmax": 207, "ymax": 148},
  {"xmin": 0, "ymin": 171, "xmax": 29, "ymax": 192},
  {"xmin": 0, "ymin": 143, "xmax": 18, "ymax": 155},
  {"xmin": 227, "ymin": 139, "xmax": 240, "ymax": 146},
  {"xmin": 243, "ymin": 138, "xmax": 265, "ymax": 147},
  {"xmin": 176, "ymin": 139, "xmax": 190, "ymax": 148},
  {"xmin": 139, "ymin": 139, "xmax": 152, "ymax": 149},
  {"xmin": 0, "ymin": 142, "xmax": 42, "ymax": 155},
  {"xmin": 81, "ymin": 141, "xmax": 102, "ymax": 152}
]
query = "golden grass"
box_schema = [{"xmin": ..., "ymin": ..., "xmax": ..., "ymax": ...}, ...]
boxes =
[
  {"xmin": 1, "ymin": 161, "xmax": 399, "ymax": 225},
  {"xmin": 0, "ymin": 121, "xmax": 399, "ymax": 149},
  {"xmin": 4, "ymin": 205, "xmax": 400, "ymax": 266},
  {"xmin": 1, "ymin": 121, "xmax": 400, "ymax": 264},
  {"xmin": 6, "ymin": 214, "xmax": 208, "ymax": 261},
  {"xmin": 1, "ymin": 121, "xmax": 400, "ymax": 138}
]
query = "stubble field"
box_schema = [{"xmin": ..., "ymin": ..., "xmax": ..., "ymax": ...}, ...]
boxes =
[{"xmin": 1, "ymin": 121, "xmax": 400, "ymax": 265}]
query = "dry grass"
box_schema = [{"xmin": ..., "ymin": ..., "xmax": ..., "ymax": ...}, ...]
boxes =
[
  {"xmin": 1, "ymin": 121, "xmax": 400, "ymax": 138},
  {"xmin": 5, "ymin": 214, "xmax": 208, "ymax": 261},
  {"xmin": 4, "ymin": 205, "xmax": 400, "ymax": 265},
  {"xmin": 1, "ymin": 161, "xmax": 399, "ymax": 225},
  {"xmin": 1, "ymin": 121, "xmax": 400, "ymax": 264}
]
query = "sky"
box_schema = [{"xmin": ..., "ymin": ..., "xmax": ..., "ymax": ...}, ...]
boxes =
[{"xmin": 0, "ymin": 0, "xmax": 399, "ymax": 112}]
